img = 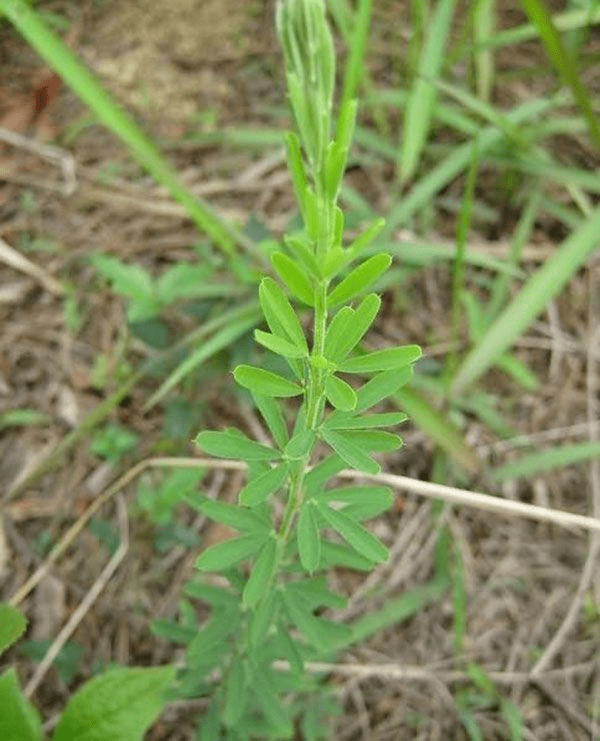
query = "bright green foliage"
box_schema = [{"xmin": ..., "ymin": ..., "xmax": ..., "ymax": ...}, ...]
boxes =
[
  {"xmin": 0, "ymin": 603, "xmax": 27, "ymax": 656},
  {"xmin": 185, "ymin": 0, "xmax": 422, "ymax": 735},
  {"xmin": 0, "ymin": 607, "xmax": 173, "ymax": 741},
  {"xmin": 0, "ymin": 668, "xmax": 43, "ymax": 741},
  {"xmin": 51, "ymin": 666, "xmax": 175, "ymax": 741}
]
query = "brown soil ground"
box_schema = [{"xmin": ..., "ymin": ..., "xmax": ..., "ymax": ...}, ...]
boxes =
[{"xmin": 1, "ymin": 1, "xmax": 599, "ymax": 739}]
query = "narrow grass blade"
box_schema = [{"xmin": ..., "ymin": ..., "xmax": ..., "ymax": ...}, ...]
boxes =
[
  {"xmin": 395, "ymin": 387, "xmax": 480, "ymax": 473},
  {"xmin": 339, "ymin": 0, "xmax": 373, "ymax": 112},
  {"xmin": 518, "ymin": 0, "xmax": 600, "ymax": 150},
  {"xmin": 398, "ymin": 0, "xmax": 456, "ymax": 184},
  {"xmin": 144, "ymin": 305, "xmax": 261, "ymax": 410},
  {"xmin": 473, "ymin": 0, "xmax": 495, "ymax": 101},
  {"xmin": 0, "ymin": 0, "xmax": 244, "ymax": 256},
  {"xmin": 343, "ymin": 578, "xmax": 448, "ymax": 648},
  {"xmin": 489, "ymin": 440, "xmax": 600, "ymax": 482},
  {"xmin": 452, "ymin": 205, "xmax": 600, "ymax": 394},
  {"xmin": 383, "ymin": 96, "xmax": 553, "ymax": 237},
  {"xmin": 446, "ymin": 143, "xmax": 478, "ymax": 380},
  {"xmin": 472, "ymin": 7, "xmax": 600, "ymax": 51}
]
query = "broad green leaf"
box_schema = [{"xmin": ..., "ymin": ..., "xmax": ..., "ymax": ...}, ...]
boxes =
[
  {"xmin": 297, "ymin": 502, "xmax": 321, "ymax": 573},
  {"xmin": 195, "ymin": 535, "xmax": 266, "ymax": 571},
  {"xmin": 321, "ymin": 427, "xmax": 380, "ymax": 474},
  {"xmin": 254, "ymin": 329, "xmax": 307, "ymax": 359},
  {"xmin": 185, "ymin": 496, "xmax": 269, "ymax": 534},
  {"xmin": 272, "ymin": 251, "xmax": 314, "ymax": 306},
  {"xmin": 331, "ymin": 293, "xmax": 381, "ymax": 361},
  {"xmin": 324, "ymin": 411, "xmax": 407, "ymax": 430},
  {"xmin": 285, "ymin": 429, "xmax": 316, "ymax": 459},
  {"xmin": 259, "ymin": 277, "xmax": 307, "ymax": 351},
  {"xmin": 325, "ymin": 375, "xmax": 357, "ymax": 411},
  {"xmin": 489, "ymin": 440, "xmax": 600, "ymax": 482},
  {"xmin": 252, "ymin": 394, "xmax": 288, "ymax": 449},
  {"xmin": 234, "ymin": 365, "xmax": 304, "ymax": 398},
  {"xmin": 0, "ymin": 603, "xmax": 27, "ymax": 656},
  {"xmin": 51, "ymin": 665, "xmax": 175, "ymax": 741},
  {"xmin": 452, "ymin": 205, "xmax": 600, "ymax": 393},
  {"xmin": 0, "ymin": 668, "xmax": 43, "ymax": 741},
  {"xmin": 196, "ymin": 429, "xmax": 280, "ymax": 461},
  {"xmin": 355, "ymin": 367, "xmax": 414, "ymax": 412},
  {"xmin": 223, "ymin": 658, "xmax": 247, "ymax": 727},
  {"xmin": 328, "ymin": 254, "xmax": 391, "ymax": 306},
  {"xmin": 239, "ymin": 464, "xmax": 288, "ymax": 506},
  {"xmin": 339, "ymin": 345, "xmax": 422, "ymax": 373},
  {"xmin": 243, "ymin": 536, "xmax": 277, "ymax": 608},
  {"xmin": 313, "ymin": 500, "xmax": 388, "ymax": 563}
]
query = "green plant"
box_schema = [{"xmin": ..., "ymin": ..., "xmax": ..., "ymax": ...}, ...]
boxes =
[
  {"xmin": 158, "ymin": 0, "xmax": 422, "ymax": 736},
  {"xmin": 0, "ymin": 602, "xmax": 174, "ymax": 741},
  {"xmin": 90, "ymin": 422, "xmax": 139, "ymax": 465}
]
